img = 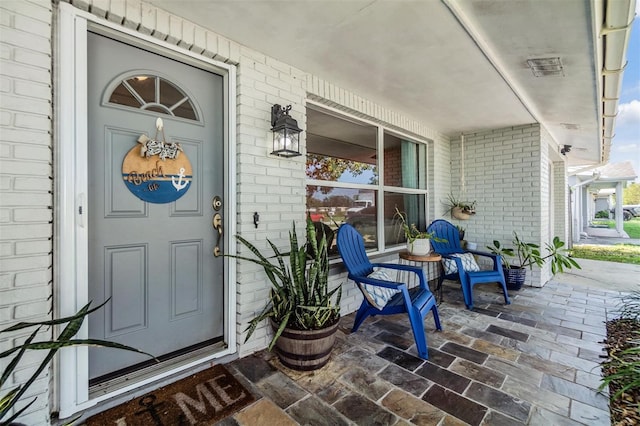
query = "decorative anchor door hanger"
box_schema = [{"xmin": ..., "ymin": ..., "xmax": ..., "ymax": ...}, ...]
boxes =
[{"xmin": 122, "ymin": 118, "xmax": 192, "ymax": 203}]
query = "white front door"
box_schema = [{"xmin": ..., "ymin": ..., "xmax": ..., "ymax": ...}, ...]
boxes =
[{"xmin": 87, "ymin": 32, "xmax": 225, "ymax": 382}]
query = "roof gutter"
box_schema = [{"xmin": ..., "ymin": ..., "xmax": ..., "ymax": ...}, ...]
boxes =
[
  {"xmin": 597, "ymin": 0, "xmax": 636, "ymax": 163},
  {"xmin": 571, "ymin": 171, "xmax": 602, "ymax": 189}
]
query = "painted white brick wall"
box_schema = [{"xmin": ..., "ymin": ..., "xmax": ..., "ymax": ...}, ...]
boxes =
[
  {"xmin": 5, "ymin": 1, "xmax": 576, "ymax": 423},
  {"xmin": 68, "ymin": 0, "xmax": 455, "ymax": 360},
  {"xmin": 0, "ymin": 1, "xmax": 53, "ymax": 425},
  {"xmin": 554, "ymin": 161, "xmax": 569, "ymax": 242},
  {"xmin": 2, "ymin": 1, "xmax": 457, "ymax": 394},
  {"xmin": 450, "ymin": 124, "xmax": 551, "ymax": 287},
  {"xmin": 539, "ymin": 126, "xmax": 553, "ymax": 284}
]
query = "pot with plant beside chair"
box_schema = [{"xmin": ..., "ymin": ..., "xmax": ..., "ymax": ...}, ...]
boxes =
[{"xmin": 487, "ymin": 233, "xmax": 581, "ymax": 290}]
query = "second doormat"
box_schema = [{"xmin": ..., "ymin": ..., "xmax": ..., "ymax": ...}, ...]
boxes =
[{"xmin": 85, "ymin": 364, "xmax": 255, "ymax": 425}]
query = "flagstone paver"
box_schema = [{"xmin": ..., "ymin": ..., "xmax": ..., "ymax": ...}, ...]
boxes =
[{"xmin": 224, "ymin": 279, "xmax": 620, "ymax": 425}]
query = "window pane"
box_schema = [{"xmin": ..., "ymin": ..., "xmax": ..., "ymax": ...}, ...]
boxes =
[
  {"xmin": 384, "ymin": 192, "xmax": 427, "ymax": 249},
  {"xmin": 109, "ymin": 83, "xmax": 141, "ymax": 107},
  {"xmin": 126, "ymin": 75, "xmax": 156, "ymax": 103},
  {"xmin": 307, "ymin": 187, "xmax": 378, "ymax": 252},
  {"xmin": 107, "ymin": 75, "xmax": 199, "ymax": 121},
  {"xmin": 306, "ymin": 108, "xmax": 377, "ymax": 185},
  {"xmin": 384, "ymin": 132, "xmax": 426, "ymax": 189},
  {"xmin": 159, "ymin": 78, "xmax": 197, "ymax": 120}
]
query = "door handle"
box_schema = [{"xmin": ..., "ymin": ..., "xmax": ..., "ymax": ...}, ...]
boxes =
[{"xmin": 213, "ymin": 213, "xmax": 223, "ymax": 257}]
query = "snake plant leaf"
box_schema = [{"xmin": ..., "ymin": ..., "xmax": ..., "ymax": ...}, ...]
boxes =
[
  {"xmin": 0, "ymin": 299, "xmax": 156, "ymax": 423},
  {"xmin": 0, "ymin": 339, "xmax": 156, "ymax": 360},
  {"xmin": 0, "ymin": 328, "xmax": 38, "ymax": 388},
  {"xmin": 0, "ymin": 387, "xmax": 21, "ymax": 413},
  {"xmin": 1, "ymin": 390, "xmax": 35, "ymax": 425},
  {"xmin": 0, "ymin": 299, "xmax": 110, "ymax": 334},
  {"xmin": 268, "ymin": 312, "xmax": 291, "ymax": 351}
]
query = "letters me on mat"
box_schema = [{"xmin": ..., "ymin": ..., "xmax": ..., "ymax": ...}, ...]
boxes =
[{"xmin": 85, "ymin": 365, "xmax": 254, "ymax": 425}]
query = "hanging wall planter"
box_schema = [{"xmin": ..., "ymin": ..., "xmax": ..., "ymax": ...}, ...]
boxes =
[
  {"xmin": 452, "ymin": 207, "xmax": 473, "ymax": 220},
  {"xmin": 444, "ymin": 194, "xmax": 476, "ymax": 220}
]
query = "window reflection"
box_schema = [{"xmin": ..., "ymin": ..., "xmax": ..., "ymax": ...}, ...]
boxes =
[
  {"xmin": 107, "ymin": 75, "xmax": 198, "ymax": 121},
  {"xmin": 307, "ymin": 187, "xmax": 378, "ymax": 253},
  {"xmin": 305, "ymin": 106, "xmax": 430, "ymax": 254},
  {"xmin": 384, "ymin": 192, "xmax": 427, "ymax": 249},
  {"xmin": 306, "ymin": 109, "xmax": 377, "ymax": 185},
  {"xmin": 384, "ymin": 132, "xmax": 426, "ymax": 190}
]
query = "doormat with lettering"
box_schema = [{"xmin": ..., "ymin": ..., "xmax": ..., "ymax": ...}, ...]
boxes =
[{"xmin": 84, "ymin": 365, "xmax": 255, "ymax": 425}]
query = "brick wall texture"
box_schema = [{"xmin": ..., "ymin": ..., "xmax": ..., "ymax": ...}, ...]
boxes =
[
  {"xmin": 449, "ymin": 124, "xmax": 567, "ymax": 287},
  {"xmin": 0, "ymin": 0, "xmax": 54, "ymax": 424},
  {"xmin": 0, "ymin": 0, "xmax": 561, "ymax": 423}
]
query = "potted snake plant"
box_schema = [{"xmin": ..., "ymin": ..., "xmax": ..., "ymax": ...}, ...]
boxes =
[
  {"xmin": 231, "ymin": 216, "xmax": 342, "ymax": 370},
  {"xmin": 487, "ymin": 232, "xmax": 580, "ymax": 290}
]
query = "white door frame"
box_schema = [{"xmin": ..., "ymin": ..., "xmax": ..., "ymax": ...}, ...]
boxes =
[{"xmin": 55, "ymin": 3, "xmax": 237, "ymax": 418}]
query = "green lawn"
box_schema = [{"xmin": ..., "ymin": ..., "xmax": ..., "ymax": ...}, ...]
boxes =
[
  {"xmin": 571, "ymin": 244, "xmax": 640, "ymax": 265},
  {"xmin": 590, "ymin": 217, "xmax": 640, "ymax": 238},
  {"xmin": 571, "ymin": 218, "xmax": 640, "ymax": 264}
]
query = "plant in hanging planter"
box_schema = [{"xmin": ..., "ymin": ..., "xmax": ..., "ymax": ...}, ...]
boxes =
[
  {"xmin": 444, "ymin": 194, "xmax": 476, "ymax": 220},
  {"xmin": 487, "ymin": 232, "xmax": 581, "ymax": 290},
  {"xmin": 394, "ymin": 208, "xmax": 445, "ymax": 255},
  {"xmin": 230, "ymin": 216, "xmax": 342, "ymax": 370}
]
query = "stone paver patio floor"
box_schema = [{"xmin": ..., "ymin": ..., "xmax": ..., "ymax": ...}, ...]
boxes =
[{"xmin": 224, "ymin": 279, "xmax": 623, "ymax": 425}]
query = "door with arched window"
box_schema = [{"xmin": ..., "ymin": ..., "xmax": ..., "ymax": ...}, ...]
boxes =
[{"xmin": 87, "ymin": 32, "xmax": 225, "ymax": 383}]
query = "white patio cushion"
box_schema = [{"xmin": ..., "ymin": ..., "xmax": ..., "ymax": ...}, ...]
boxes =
[
  {"xmin": 442, "ymin": 253, "xmax": 480, "ymax": 275},
  {"xmin": 358, "ymin": 269, "xmax": 400, "ymax": 310}
]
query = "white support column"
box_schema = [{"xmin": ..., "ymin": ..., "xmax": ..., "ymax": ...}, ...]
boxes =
[{"xmin": 615, "ymin": 181, "xmax": 623, "ymax": 233}]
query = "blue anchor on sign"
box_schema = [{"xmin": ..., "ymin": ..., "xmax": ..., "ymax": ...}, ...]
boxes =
[{"xmin": 172, "ymin": 167, "xmax": 189, "ymax": 191}]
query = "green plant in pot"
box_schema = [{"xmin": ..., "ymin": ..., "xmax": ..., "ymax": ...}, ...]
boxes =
[
  {"xmin": 394, "ymin": 208, "xmax": 445, "ymax": 256},
  {"xmin": 1, "ymin": 300, "xmax": 154, "ymax": 425},
  {"xmin": 231, "ymin": 216, "xmax": 342, "ymax": 371},
  {"xmin": 487, "ymin": 232, "xmax": 581, "ymax": 290},
  {"xmin": 444, "ymin": 194, "xmax": 476, "ymax": 220}
]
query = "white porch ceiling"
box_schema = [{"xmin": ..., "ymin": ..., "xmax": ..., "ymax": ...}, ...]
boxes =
[{"xmin": 149, "ymin": 0, "xmax": 634, "ymax": 167}]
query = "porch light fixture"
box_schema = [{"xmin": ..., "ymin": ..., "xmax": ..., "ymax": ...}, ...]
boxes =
[{"xmin": 271, "ymin": 104, "xmax": 302, "ymax": 157}]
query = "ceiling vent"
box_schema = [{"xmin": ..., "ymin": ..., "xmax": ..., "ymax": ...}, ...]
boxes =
[
  {"xmin": 561, "ymin": 123, "xmax": 580, "ymax": 130},
  {"xmin": 526, "ymin": 57, "xmax": 564, "ymax": 77}
]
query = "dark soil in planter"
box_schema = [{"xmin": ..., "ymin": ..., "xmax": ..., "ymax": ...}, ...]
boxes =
[{"xmin": 601, "ymin": 318, "xmax": 640, "ymax": 425}]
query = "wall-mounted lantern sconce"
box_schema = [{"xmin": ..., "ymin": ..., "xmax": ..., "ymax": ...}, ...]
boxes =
[
  {"xmin": 271, "ymin": 104, "xmax": 302, "ymax": 157},
  {"xmin": 253, "ymin": 212, "xmax": 260, "ymax": 228}
]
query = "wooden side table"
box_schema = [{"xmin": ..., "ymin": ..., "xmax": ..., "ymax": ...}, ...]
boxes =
[{"xmin": 398, "ymin": 251, "xmax": 443, "ymax": 303}]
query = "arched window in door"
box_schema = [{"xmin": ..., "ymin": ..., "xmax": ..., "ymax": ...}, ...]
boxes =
[{"xmin": 105, "ymin": 73, "xmax": 199, "ymax": 121}]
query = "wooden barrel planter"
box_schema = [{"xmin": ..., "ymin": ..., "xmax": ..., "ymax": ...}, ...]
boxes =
[
  {"xmin": 270, "ymin": 319, "xmax": 339, "ymax": 371},
  {"xmin": 503, "ymin": 266, "xmax": 527, "ymax": 290}
]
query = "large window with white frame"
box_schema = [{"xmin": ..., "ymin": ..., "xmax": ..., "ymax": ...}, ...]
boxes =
[{"xmin": 305, "ymin": 105, "xmax": 429, "ymax": 257}]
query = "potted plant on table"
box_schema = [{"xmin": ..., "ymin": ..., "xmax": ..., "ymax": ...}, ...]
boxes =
[
  {"xmin": 487, "ymin": 233, "xmax": 580, "ymax": 290},
  {"xmin": 231, "ymin": 217, "xmax": 342, "ymax": 371},
  {"xmin": 394, "ymin": 208, "xmax": 445, "ymax": 255},
  {"xmin": 444, "ymin": 194, "xmax": 476, "ymax": 220}
]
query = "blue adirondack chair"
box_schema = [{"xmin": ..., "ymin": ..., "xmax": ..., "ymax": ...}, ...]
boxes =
[
  {"xmin": 336, "ymin": 223, "xmax": 442, "ymax": 360},
  {"xmin": 427, "ymin": 219, "xmax": 510, "ymax": 310}
]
